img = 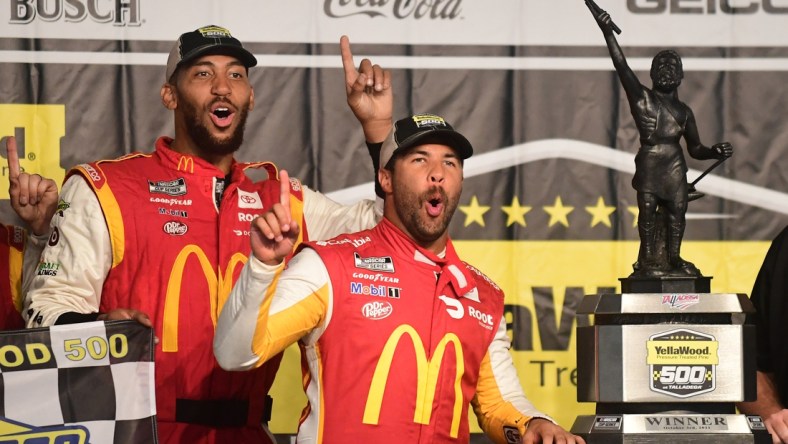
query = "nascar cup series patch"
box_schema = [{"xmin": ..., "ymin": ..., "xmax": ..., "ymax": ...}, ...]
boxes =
[{"xmin": 646, "ymin": 329, "xmax": 719, "ymax": 398}]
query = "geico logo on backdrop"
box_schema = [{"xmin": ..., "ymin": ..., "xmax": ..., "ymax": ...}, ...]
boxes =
[
  {"xmin": 9, "ymin": 0, "xmax": 142, "ymax": 26},
  {"xmin": 0, "ymin": 105, "xmax": 66, "ymax": 201},
  {"xmin": 627, "ymin": 0, "xmax": 788, "ymax": 14},
  {"xmin": 324, "ymin": 0, "xmax": 463, "ymax": 19}
]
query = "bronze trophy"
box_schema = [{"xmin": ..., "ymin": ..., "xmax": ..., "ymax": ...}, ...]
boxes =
[{"xmin": 570, "ymin": 2, "xmax": 769, "ymax": 442}]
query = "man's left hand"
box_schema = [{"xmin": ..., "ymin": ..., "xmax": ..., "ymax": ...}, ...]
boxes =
[{"xmin": 522, "ymin": 418, "xmax": 586, "ymax": 444}]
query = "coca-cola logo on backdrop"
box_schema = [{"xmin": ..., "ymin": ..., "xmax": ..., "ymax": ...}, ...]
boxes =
[{"xmin": 324, "ymin": 0, "xmax": 463, "ymax": 19}]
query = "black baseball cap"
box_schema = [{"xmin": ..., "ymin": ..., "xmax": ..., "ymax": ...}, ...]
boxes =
[
  {"xmin": 165, "ymin": 25, "xmax": 257, "ymax": 81},
  {"xmin": 380, "ymin": 113, "xmax": 473, "ymax": 168}
]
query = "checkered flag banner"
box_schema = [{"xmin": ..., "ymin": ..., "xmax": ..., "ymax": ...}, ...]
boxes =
[{"xmin": 0, "ymin": 320, "xmax": 156, "ymax": 443}]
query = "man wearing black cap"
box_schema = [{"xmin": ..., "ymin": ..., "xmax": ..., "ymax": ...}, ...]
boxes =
[
  {"xmin": 25, "ymin": 25, "xmax": 391, "ymax": 443},
  {"xmin": 214, "ymin": 114, "xmax": 585, "ymax": 443}
]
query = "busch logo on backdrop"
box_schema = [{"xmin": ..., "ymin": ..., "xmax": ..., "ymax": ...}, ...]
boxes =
[
  {"xmin": 324, "ymin": 0, "xmax": 463, "ymax": 19},
  {"xmin": 10, "ymin": 0, "xmax": 142, "ymax": 26}
]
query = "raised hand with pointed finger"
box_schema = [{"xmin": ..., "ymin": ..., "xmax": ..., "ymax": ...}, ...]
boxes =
[
  {"xmin": 6, "ymin": 136, "xmax": 58, "ymax": 236},
  {"xmin": 341, "ymin": 35, "xmax": 393, "ymax": 144},
  {"xmin": 250, "ymin": 170, "xmax": 301, "ymax": 266}
]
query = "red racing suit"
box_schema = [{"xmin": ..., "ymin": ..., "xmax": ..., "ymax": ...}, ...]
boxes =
[
  {"xmin": 0, "ymin": 223, "xmax": 26, "ymax": 330},
  {"xmin": 77, "ymin": 139, "xmax": 298, "ymax": 441},
  {"xmin": 26, "ymin": 137, "xmax": 379, "ymax": 443},
  {"xmin": 215, "ymin": 218, "xmax": 551, "ymax": 444}
]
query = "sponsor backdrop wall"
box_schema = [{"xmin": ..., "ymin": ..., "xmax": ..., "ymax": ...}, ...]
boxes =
[{"xmin": 2, "ymin": 0, "xmax": 788, "ymax": 437}]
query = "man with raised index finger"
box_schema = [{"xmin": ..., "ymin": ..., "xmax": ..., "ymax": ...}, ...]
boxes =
[
  {"xmin": 1, "ymin": 136, "xmax": 58, "ymax": 329},
  {"xmin": 24, "ymin": 25, "xmax": 392, "ymax": 443},
  {"xmin": 215, "ymin": 113, "xmax": 585, "ymax": 444}
]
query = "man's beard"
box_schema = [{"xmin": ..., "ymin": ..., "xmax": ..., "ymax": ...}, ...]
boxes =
[
  {"xmin": 183, "ymin": 99, "xmax": 249, "ymax": 157},
  {"xmin": 654, "ymin": 67, "xmax": 682, "ymax": 92},
  {"xmin": 393, "ymin": 184, "xmax": 459, "ymax": 245}
]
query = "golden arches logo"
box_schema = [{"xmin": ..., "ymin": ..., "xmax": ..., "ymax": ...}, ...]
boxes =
[
  {"xmin": 176, "ymin": 156, "xmax": 194, "ymax": 173},
  {"xmin": 162, "ymin": 245, "xmax": 247, "ymax": 352},
  {"xmin": 0, "ymin": 105, "xmax": 66, "ymax": 200},
  {"xmin": 363, "ymin": 325, "xmax": 464, "ymax": 438}
]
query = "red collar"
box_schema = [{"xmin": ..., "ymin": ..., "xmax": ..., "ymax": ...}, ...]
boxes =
[{"xmin": 375, "ymin": 218, "xmax": 478, "ymax": 301}]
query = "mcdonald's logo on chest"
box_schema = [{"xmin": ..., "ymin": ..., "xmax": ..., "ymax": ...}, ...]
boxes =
[{"xmin": 363, "ymin": 324, "xmax": 466, "ymax": 438}]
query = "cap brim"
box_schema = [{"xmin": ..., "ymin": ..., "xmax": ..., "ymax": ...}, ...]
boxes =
[
  {"xmin": 379, "ymin": 127, "xmax": 474, "ymax": 170},
  {"xmin": 398, "ymin": 129, "xmax": 473, "ymax": 160},
  {"xmin": 167, "ymin": 44, "xmax": 257, "ymax": 81},
  {"xmin": 180, "ymin": 44, "xmax": 257, "ymax": 70}
]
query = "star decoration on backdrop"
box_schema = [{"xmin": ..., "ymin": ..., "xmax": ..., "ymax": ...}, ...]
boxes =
[
  {"xmin": 458, "ymin": 195, "xmax": 491, "ymax": 227},
  {"xmin": 585, "ymin": 197, "xmax": 616, "ymax": 228},
  {"xmin": 454, "ymin": 195, "xmax": 645, "ymax": 230},
  {"xmin": 501, "ymin": 196, "xmax": 532, "ymax": 227},
  {"xmin": 543, "ymin": 196, "xmax": 574, "ymax": 228}
]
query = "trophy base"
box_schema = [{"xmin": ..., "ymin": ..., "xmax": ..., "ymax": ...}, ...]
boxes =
[
  {"xmin": 620, "ymin": 276, "xmax": 711, "ymax": 293},
  {"xmin": 571, "ymin": 414, "xmax": 770, "ymax": 443}
]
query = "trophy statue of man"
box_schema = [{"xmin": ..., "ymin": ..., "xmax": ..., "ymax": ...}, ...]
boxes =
[{"xmin": 589, "ymin": 5, "xmax": 733, "ymax": 278}]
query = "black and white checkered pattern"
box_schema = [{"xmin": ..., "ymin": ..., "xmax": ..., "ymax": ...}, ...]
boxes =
[{"xmin": 0, "ymin": 320, "xmax": 156, "ymax": 443}]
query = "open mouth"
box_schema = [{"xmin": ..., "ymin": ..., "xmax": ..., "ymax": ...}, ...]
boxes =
[
  {"xmin": 213, "ymin": 107, "xmax": 231, "ymax": 119},
  {"xmin": 426, "ymin": 195, "xmax": 444, "ymax": 217},
  {"xmin": 210, "ymin": 104, "xmax": 235, "ymax": 127}
]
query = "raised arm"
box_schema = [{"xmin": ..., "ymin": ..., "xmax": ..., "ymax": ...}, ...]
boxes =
[
  {"xmin": 341, "ymin": 35, "xmax": 393, "ymax": 198},
  {"xmin": 341, "ymin": 35, "xmax": 392, "ymax": 144},
  {"xmin": 214, "ymin": 247, "xmax": 331, "ymax": 370},
  {"xmin": 249, "ymin": 170, "xmax": 301, "ymax": 266},
  {"xmin": 6, "ymin": 136, "xmax": 58, "ymax": 236},
  {"xmin": 7, "ymin": 135, "xmax": 62, "ymax": 302},
  {"xmin": 24, "ymin": 176, "xmax": 112, "ymax": 327},
  {"xmin": 589, "ymin": 9, "xmax": 643, "ymax": 103}
]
